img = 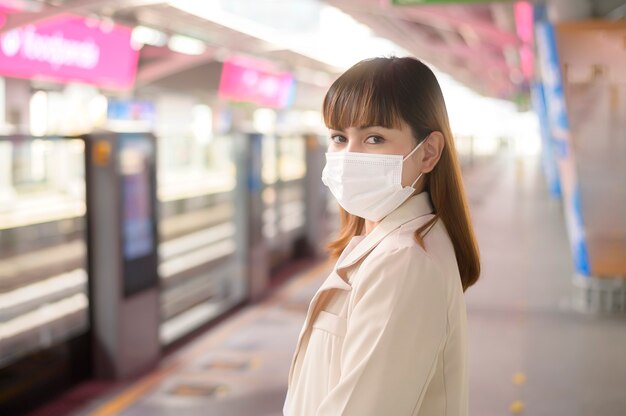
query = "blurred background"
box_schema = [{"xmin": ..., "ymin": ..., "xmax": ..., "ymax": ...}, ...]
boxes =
[{"xmin": 0, "ymin": 0, "xmax": 625, "ymax": 415}]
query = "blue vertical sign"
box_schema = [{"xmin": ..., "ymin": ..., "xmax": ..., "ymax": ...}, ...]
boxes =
[
  {"xmin": 535, "ymin": 7, "xmax": 590, "ymax": 276},
  {"xmin": 531, "ymin": 81, "xmax": 561, "ymax": 198}
]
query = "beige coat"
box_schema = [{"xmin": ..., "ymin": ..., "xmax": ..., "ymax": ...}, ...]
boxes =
[{"xmin": 283, "ymin": 192, "xmax": 468, "ymax": 416}]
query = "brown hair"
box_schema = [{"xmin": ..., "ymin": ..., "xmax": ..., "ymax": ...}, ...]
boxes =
[{"xmin": 323, "ymin": 56, "xmax": 480, "ymax": 292}]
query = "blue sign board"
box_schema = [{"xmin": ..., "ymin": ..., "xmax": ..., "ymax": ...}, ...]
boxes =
[
  {"xmin": 531, "ymin": 81, "xmax": 561, "ymax": 198},
  {"xmin": 534, "ymin": 5, "xmax": 590, "ymax": 276}
]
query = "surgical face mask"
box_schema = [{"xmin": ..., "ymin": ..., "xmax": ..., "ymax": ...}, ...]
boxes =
[{"xmin": 321, "ymin": 138, "xmax": 427, "ymax": 222}]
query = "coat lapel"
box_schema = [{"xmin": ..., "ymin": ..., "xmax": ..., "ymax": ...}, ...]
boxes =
[{"xmin": 337, "ymin": 192, "xmax": 434, "ymax": 273}]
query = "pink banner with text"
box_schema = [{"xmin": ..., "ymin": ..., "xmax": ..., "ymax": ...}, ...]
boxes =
[
  {"xmin": 218, "ymin": 57, "xmax": 295, "ymax": 108},
  {"xmin": 0, "ymin": 13, "xmax": 139, "ymax": 89}
]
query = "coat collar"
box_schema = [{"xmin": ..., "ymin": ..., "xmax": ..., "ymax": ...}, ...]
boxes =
[
  {"xmin": 336, "ymin": 191, "xmax": 434, "ymax": 274},
  {"xmin": 311, "ymin": 192, "xmax": 434, "ymax": 295}
]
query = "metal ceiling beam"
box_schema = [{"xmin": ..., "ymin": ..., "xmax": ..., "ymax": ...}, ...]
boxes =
[
  {"xmin": 354, "ymin": 12, "xmax": 497, "ymax": 96},
  {"xmin": 326, "ymin": 0, "xmax": 519, "ymax": 46},
  {"xmin": 0, "ymin": 0, "xmax": 164, "ymax": 33},
  {"xmin": 134, "ymin": 5, "xmax": 343, "ymax": 75},
  {"xmin": 353, "ymin": 9, "xmax": 512, "ymax": 96},
  {"xmin": 400, "ymin": 7, "xmax": 520, "ymax": 47},
  {"xmin": 393, "ymin": 9, "xmax": 509, "ymax": 69},
  {"xmin": 134, "ymin": 47, "xmax": 217, "ymax": 88},
  {"xmin": 324, "ymin": 0, "xmax": 518, "ymax": 97},
  {"xmin": 1, "ymin": 0, "xmax": 113, "ymax": 33}
]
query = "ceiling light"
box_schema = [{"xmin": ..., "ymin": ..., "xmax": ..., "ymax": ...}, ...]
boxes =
[
  {"xmin": 132, "ymin": 25, "xmax": 168, "ymax": 47},
  {"xmin": 167, "ymin": 34, "xmax": 206, "ymax": 55}
]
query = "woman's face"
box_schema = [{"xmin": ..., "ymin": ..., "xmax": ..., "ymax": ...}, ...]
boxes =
[{"xmin": 327, "ymin": 120, "xmax": 423, "ymax": 188}]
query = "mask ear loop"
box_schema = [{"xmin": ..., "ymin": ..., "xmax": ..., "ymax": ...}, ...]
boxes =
[
  {"xmin": 410, "ymin": 172, "xmax": 424, "ymax": 188},
  {"xmin": 402, "ymin": 139, "xmax": 424, "ymax": 162},
  {"xmin": 404, "ymin": 135, "xmax": 430, "ymax": 189}
]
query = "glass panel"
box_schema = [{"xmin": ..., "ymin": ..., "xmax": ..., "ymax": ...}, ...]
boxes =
[
  {"xmin": 0, "ymin": 136, "xmax": 88, "ymax": 368},
  {"xmin": 261, "ymin": 134, "xmax": 278, "ymax": 185},
  {"xmin": 157, "ymin": 133, "xmax": 236, "ymax": 203},
  {"xmin": 156, "ymin": 129, "xmax": 243, "ymax": 345},
  {"xmin": 278, "ymin": 135, "xmax": 306, "ymax": 181}
]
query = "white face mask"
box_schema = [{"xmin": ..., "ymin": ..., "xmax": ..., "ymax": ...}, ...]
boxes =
[{"xmin": 321, "ymin": 138, "xmax": 427, "ymax": 222}]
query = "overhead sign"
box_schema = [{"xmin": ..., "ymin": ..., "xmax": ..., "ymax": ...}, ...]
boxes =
[
  {"xmin": 0, "ymin": 13, "xmax": 139, "ymax": 89},
  {"xmin": 218, "ymin": 56, "xmax": 295, "ymax": 109},
  {"xmin": 514, "ymin": 1, "xmax": 534, "ymax": 80}
]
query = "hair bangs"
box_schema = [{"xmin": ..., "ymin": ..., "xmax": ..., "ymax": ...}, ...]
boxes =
[{"xmin": 322, "ymin": 67, "xmax": 403, "ymax": 131}]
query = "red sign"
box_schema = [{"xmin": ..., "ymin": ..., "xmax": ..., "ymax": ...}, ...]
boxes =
[
  {"xmin": 0, "ymin": 13, "xmax": 139, "ymax": 89},
  {"xmin": 218, "ymin": 57, "xmax": 295, "ymax": 108}
]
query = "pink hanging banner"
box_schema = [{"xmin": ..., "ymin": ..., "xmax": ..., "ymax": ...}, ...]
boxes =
[
  {"xmin": 514, "ymin": 1, "xmax": 534, "ymax": 80},
  {"xmin": 0, "ymin": 12, "xmax": 139, "ymax": 90},
  {"xmin": 218, "ymin": 56, "xmax": 295, "ymax": 108}
]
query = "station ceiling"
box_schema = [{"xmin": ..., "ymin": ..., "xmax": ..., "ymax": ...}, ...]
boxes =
[
  {"xmin": 2, "ymin": 0, "xmax": 625, "ymax": 101},
  {"xmin": 326, "ymin": 0, "xmax": 528, "ymax": 99}
]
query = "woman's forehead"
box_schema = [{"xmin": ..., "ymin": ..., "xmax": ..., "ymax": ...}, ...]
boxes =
[{"xmin": 325, "ymin": 116, "xmax": 403, "ymax": 130}]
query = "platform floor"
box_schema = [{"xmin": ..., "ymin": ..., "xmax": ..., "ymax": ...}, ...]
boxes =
[{"xmin": 68, "ymin": 153, "xmax": 626, "ymax": 416}]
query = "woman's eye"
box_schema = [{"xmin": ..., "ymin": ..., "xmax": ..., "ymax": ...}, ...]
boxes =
[
  {"xmin": 330, "ymin": 135, "xmax": 347, "ymax": 144},
  {"xmin": 365, "ymin": 135, "xmax": 385, "ymax": 144}
]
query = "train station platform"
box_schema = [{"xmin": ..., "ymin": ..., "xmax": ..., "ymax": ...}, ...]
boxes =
[{"xmin": 36, "ymin": 152, "xmax": 626, "ymax": 416}]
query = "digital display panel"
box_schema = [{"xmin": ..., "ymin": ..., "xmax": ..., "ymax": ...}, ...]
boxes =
[{"xmin": 119, "ymin": 135, "xmax": 155, "ymax": 261}]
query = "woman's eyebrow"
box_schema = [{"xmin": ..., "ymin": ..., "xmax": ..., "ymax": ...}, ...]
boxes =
[{"xmin": 358, "ymin": 125, "xmax": 387, "ymax": 130}]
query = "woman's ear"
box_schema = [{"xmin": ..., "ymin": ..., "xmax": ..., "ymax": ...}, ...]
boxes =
[{"xmin": 420, "ymin": 131, "xmax": 445, "ymax": 173}]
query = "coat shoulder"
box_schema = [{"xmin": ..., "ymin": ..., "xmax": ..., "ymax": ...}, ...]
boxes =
[{"xmin": 359, "ymin": 217, "xmax": 458, "ymax": 293}]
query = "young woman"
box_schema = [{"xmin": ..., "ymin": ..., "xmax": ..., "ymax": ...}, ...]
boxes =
[{"xmin": 283, "ymin": 56, "xmax": 480, "ymax": 416}]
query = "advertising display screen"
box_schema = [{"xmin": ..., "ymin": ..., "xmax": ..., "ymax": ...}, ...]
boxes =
[
  {"xmin": 118, "ymin": 133, "xmax": 158, "ymax": 295},
  {"xmin": 120, "ymin": 137, "xmax": 154, "ymax": 260}
]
